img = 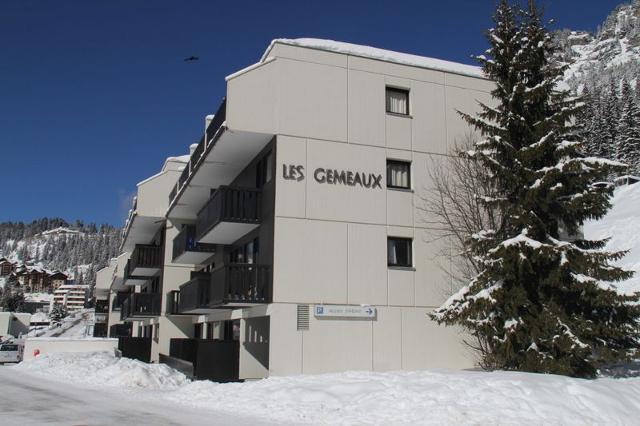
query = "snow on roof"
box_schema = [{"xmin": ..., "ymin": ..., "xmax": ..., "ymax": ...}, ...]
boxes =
[
  {"xmin": 167, "ymin": 154, "xmax": 190, "ymax": 164},
  {"xmin": 261, "ymin": 38, "xmax": 485, "ymax": 79}
]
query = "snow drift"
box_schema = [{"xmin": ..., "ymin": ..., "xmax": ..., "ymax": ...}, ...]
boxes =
[
  {"xmin": 13, "ymin": 351, "xmax": 640, "ymax": 425},
  {"xmin": 584, "ymin": 183, "xmax": 640, "ymax": 295},
  {"xmin": 13, "ymin": 351, "xmax": 189, "ymax": 389}
]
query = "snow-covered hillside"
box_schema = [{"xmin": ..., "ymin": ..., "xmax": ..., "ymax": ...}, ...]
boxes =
[
  {"xmin": 0, "ymin": 218, "xmax": 121, "ymax": 286},
  {"xmin": 584, "ymin": 183, "xmax": 640, "ymax": 295},
  {"xmin": 556, "ymin": 0, "xmax": 640, "ymax": 93}
]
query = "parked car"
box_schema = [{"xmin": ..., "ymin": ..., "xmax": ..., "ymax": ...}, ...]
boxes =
[{"xmin": 0, "ymin": 341, "xmax": 24, "ymax": 364}]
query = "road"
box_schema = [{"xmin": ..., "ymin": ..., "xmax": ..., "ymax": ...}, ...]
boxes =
[{"xmin": 0, "ymin": 366, "xmax": 271, "ymax": 426}]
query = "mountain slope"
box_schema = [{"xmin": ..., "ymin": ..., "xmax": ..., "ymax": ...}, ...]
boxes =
[
  {"xmin": 556, "ymin": 0, "xmax": 640, "ymax": 93},
  {"xmin": 0, "ymin": 218, "xmax": 122, "ymax": 287}
]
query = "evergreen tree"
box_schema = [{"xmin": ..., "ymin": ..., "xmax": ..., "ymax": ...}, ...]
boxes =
[
  {"xmin": 431, "ymin": 0, "xmax": 640, "ymax": 378},
  {"xmin": 602, "ymin": 77, "xmax": 620, "ymax": 160},
  {"xmin": 0, "ymin": 276, "xmax": 25, "ymax": 312},
  {"xmin": 49, "ymin": 303, "xmax": 67, "ymax": 327},
  {"xmin": 616, "ymin": 80, "xmax": 640, "ymax": 175}
]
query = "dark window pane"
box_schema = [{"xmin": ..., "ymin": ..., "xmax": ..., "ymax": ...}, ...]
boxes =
[
  {"xmin": 386, "ymin": 87, "xmax": 409, "ymax": 115},
  {"xmin": 387, "ymin": 237, "xmax": 412, "ymax": 267},
  {"xmin": 387, "ymin": 160, "xmax": 411, "ymax": 189}
]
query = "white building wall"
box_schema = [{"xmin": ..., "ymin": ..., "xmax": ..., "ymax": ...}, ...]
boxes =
[{"xmin": 230, "ymin": 44, "xmax": 493, "ymax": 375}]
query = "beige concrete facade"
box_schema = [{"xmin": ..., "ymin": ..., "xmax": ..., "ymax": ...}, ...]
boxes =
[{"xmin": 107, "ymin": 39, "xmax": 492, "ymax": 379}]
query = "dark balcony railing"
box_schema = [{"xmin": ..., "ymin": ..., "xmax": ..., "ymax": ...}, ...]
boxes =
[
  {"xmin": 176, "ymin": 264, "xmax": 271, "ymax": 313},
  {"xmin": 172, "ymin": 225, "xmax": 216, "ymax": 263},
  {"xmin": 118, "ymin": 337, "xmax": 152, "ymax": 363},
  {"xmin": 195, "ymin": 187, "xmax": 261, "ymax": 243},
  {"xmin": 168, "ymin": 338, "xmax": 239, "ymax": 382},
  {"xmin": 121, "ymin": 293, "xmax": 161, "ymax": 320},
  {"xmin": 128, "ymin": 244, "xmax": 162, "ymax": 275},
  {"xmin": 169, "ymin": 98, "xmax": 227, "ymax": 206},
  {"xmin": 177, "ymin": 272, "xmax": 212, "ymax": 313},
  {"xmin": 93, "ymin": 323, "xmax": 108, "ymax": 338},
  {"xmin": 95, "ymin": 299, "xmax": 109, "ymax": 313},
  {"xmin": 109, "ymin": 323, "xmax": 132, "ymax": 338},
  {"xmin": 111, "ymin": 291, "xmax": 130, "ymax": 311}
]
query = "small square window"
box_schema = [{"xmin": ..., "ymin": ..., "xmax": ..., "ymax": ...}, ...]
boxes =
[
  {"xmin": 388, "ymin": 237, "xmax": 412, "ymax": 267},
  {"xmin": 386, "ymin": 87, "xmax": 409, "ymax": 115},
  {"xmin": 387, "ymin": 160, "xmax": 411, "ymax": 189}
]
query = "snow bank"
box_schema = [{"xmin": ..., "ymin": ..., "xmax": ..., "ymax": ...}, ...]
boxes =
[
  {"xmin": 584, "ymin": 183, "xmax": 640, "ymax": 294},
  {"xmin": 13, "ymin": 351, "xmax": 189, "ymax": 389},
  {"xmin": 13, "ymin": 350, "xmax": 640, "ymax": 424},
  {"xmin": 166, "ymin": 369, "xmax": 640, "ymax": 425}
]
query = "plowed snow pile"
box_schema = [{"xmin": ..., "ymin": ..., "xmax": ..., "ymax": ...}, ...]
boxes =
[
  {"xmin": 13, "ymin": 351, "xmax": 640, "ymax": 425},
  {"xmin": 13, "ymin": 351, "xmax": 189, "ymax": 389}
]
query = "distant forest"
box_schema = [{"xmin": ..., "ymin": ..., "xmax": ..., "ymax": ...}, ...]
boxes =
[{"xmin": 0, "ymin": 218, "xmax": 122, "ymax": 288}]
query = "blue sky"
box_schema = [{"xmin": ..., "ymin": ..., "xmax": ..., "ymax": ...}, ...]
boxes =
[{"xmin": 0, "ymin": 0, "xmax": 625, "ymax": 226}]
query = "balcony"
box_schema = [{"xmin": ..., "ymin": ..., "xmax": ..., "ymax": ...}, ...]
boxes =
[
  {"xmin": 120, "ymin": 293, "xmax": 161, "ymax": 321},
  {"xmin": 111, "ymin": 291, "xmax": 130, "ymax": 311},
  {"xmin": 167, "ymin": 98, "xmax": 274, "ymax": 222},
  {"xmin": 118, "ymin": 337, "xmax": 152, "ymax": 363},
  {"xmin": 172, "ymin": 225, "xmax": 216, "ymax": 264},
  {"xmin": 95, "ymin": 299, "xmax": 109, "ymax": 314},
  {"xmin": 123, "ymin": 244, "xmax": 162, "ymax": 285},
  {"xmin": 161, "ymin": 338, "xmax": 240, "ymax": 382},
  {"xmin": 174, "ymin": 264, "xmax": 271, "ymax": 314},
  {"xmin": 168, "ymin": 99, "xmax": 227, "ymax": 208},
  {"xmin": 109, "ymin": 323, "xmax": 132, "ymax": 338},
  {"xmin": 196, "ymin": 187, "xmax": 261, "ymax": 245},
  {"xmin": 93, "ymin": 323, "xmax": 108, "ymax": 338}
]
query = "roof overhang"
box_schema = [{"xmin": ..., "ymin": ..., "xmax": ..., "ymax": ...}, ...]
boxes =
[
  {"xmin": 167, "ymin": 127, "xmax": 272, "ymax": 221},
  {"xmin": 121, "ymin": 213, "xmax": 164, "ymax": 252}
]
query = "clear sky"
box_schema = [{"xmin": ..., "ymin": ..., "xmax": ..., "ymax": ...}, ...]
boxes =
[{"xmin": 0, "ymin": 0, "xmax": 626, "ymax": 226}]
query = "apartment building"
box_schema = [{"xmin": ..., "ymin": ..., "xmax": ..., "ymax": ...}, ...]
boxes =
[
  {"xmin": 107, "ymin": 38, "xmax": 493, "ymax": 379},
  {"xmin": 53, "ymin": 284, "xmax": 89, "ymax": 312}
]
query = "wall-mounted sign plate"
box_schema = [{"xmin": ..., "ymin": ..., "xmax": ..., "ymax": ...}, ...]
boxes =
[{"xmin": 314, "ymin": 304, "xmax": 376, "ymax": 319}]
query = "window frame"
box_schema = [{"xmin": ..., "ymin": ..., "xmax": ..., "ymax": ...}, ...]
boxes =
[
  {"xmin": 387, "ymin": 237, "xmax": 413, "ymax": 268},
  {"xmin": 386, "ymin": 159, "xmax": 412, "ymax": 190},
  {"xmin": 385, "ymin": 87, "xmax": 410, "ymax": 116}
]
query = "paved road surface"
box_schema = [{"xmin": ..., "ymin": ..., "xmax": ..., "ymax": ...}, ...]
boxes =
[{"xmin": 0, "ymin": 366, "xmax": 271, "ymax": 426}]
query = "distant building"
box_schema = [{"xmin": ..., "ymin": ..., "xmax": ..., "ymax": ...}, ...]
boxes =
[
  {"xmin": 14, "ymin": 265, "xmax": 68, "ymax": 293},
  {"xmin": 48, "ymin": 272, "xmax": 68, "ymax": 290},
  {"xmin": 53, "ymin": 284, "xmax": 89, "ymax": 312},
  {"xmin": 0, "ymin": 258, "xmax": 15, "ymax": 277},
  {"xmin": 0, "ymin": 312, "xmax": 31, "ymax": 339}
]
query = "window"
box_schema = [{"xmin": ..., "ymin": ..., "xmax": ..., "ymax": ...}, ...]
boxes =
[
  {"xmin": 256, "ymin": 151, "xmax": 273, "ymax": 188},
  {"xmin": 387, "ymin": 160, "xmax": 411, "ymax": 189},
  {"xmin": 387, "ymin": 237, "xmax": 412, "ymax": 267},
  {"xmin": 230, "ymin": 238, "xmax": 259, "ymax": 264},
  {"xmin": 386, "ymin": 87, "xmax": 409, "ymax": 115}
]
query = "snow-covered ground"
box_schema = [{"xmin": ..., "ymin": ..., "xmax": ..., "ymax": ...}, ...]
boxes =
[
  {"xmin": 11, "ymin": 351, "xmax": 640, "ymax": 425},
  {"xmin": 584, "ymin": 183, "xmax": 640, "ymax": 294},
  {"xmin": 27, "ymin": 309, "xmax": 93, "ymax": 338},
  {"xmin": 13, "ymin": 351, "xmax": 189, "ymax": 389}
]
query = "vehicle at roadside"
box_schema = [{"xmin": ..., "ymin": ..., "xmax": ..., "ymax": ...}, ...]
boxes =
[{"xmin": 0, "ymin": 340, "xmax": 24, "ymax": 364}]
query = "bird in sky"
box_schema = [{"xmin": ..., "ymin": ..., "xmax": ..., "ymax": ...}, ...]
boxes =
[{"xmin": 184, "ymin": 56, "xmax": 199, "ymax": 62}]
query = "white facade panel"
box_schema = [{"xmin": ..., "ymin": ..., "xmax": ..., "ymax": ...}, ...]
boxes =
[
  {"xmin": 273, "ymin": 217, "xmax": 347, "ymax": 304},
  {"xmin": 372, "ymin": 306, "xmax": 402, "ymax": 371},
  {"xmin": 302, "ymin": 314, "xmax": 373, "ymax": 374},
  {"xmin": 401, "ymin": 308, "xmax": 475, "ymax": 370},
  {"xmin": 347, "ymin": 70, "xmax": 386, "ymax": 147},
  {"xmin": 347, "ymin": 223, "xmax": 387, "ymax": 306},
  {"xmin": 278, "ymin": 59, "xmax": 348, "ymax": 143}
]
